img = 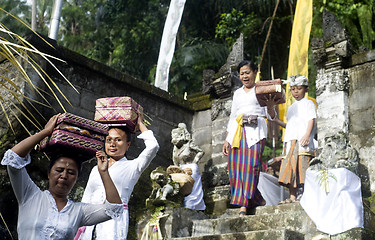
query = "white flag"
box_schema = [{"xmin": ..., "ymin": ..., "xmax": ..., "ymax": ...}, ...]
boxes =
[{"xmin": 154, "ymin": 0, "xmax": 186, "ymax": 91}]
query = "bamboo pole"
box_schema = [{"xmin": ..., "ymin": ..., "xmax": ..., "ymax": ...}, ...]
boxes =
[{"xmin": 258, "ymin": 0, "xmax": 280, "ymax": 71}]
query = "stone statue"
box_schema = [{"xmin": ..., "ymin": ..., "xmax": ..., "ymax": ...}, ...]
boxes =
[
  {"xmin": 146, "ymin": 167, "xmax": 180, "ymax": 207},
  {"xmin": 171, "ymin": 123, "xmax": 204, "ymax": 166},
  {"xmin": 171, "ymin": 123, "xmax": 206, "ymax": 210},
  {"xmin": 309, "ymin": 132, "xmax": 359, "ymax": 174}
]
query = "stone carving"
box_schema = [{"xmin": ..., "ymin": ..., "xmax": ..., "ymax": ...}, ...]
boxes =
[
  {"xmin": 211, "ymin": 99, "xmax": 231, "ymax": 121},
  {"xmin": 171, "ymin": 123, "xmax": 204, "ymax": 166},
  {"xmin": 312, "ymin": 10, "xmax": 352, "ymax": 71},
  {"xmin": 323, "ymin": 9, "xmax": 349, "ymax": 45},
  {"xmin": 335, "ymin": 40, "xmax": 351, "ymax": 58},
  {"xmin": 311, "ymin": 38, "xmax": 327, "ymax": 67},
  {"xmin": 309, "ymin": 132, "xmax": 359, "ymax": 175},
  {"xmin": 202, "ymin": 69, "xmax": 215, "ymax": 95},
  {"xmin": 146, "ymin": 166, "xmax": 180, "ymax": 207},
  {"xmin": 211, "ymin": 73, "xmax": 232, "ymax": 98},
  {"xmin": 315, "ymin": 70, "xmax": 349, "ymax": 95},
  {"xmin": 201, "ymin": 33, "xmax": 243, "ymax": 99},
  {"xmin": 334, "ymin": 70, "xmax": 349, "ymax": 91},
  {"xmin": 227, "ymin": 33, "xmax": 244, "ymax": 67}
]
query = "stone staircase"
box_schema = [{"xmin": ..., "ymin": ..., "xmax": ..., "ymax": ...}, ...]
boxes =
[{"xmin": 160, "ymin": 202, "xmax": 375, "ymax": 240}]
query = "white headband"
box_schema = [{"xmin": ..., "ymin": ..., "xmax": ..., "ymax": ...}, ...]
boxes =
[{"xmin": 282, "ymin": 75, "xmax": 308, "ymax": 86}]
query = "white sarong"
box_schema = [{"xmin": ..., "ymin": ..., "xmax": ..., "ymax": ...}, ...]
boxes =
[
  {"xmin": 300, "ymin": 168, "xmax": 364, "ymax": 235},
  {"xmin": 258, "ymin": 172, "xmax": 289, "ymax": 206},
  {"xmin": 180, "ymin": 163, "xmax": 206, "ymax": 210}
]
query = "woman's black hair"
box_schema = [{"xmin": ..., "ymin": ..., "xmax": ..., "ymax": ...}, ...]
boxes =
[
  {"xmin": 237, "ymin": 60, "xmax": 258, "ymax": 73},
  {"xmin": 108, "ymin": 126, "xmax": 133, "ymax": 143},
  {"xmin": 48, "ymin": 152, "xmax": 82, "ymax": 176}
]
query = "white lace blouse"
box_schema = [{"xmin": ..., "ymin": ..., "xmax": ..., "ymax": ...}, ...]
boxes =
[
  {"xmin": 1, "ymin": 149, "xmax": 123, "ymax": 240},
  {"xmin": 226, "ymin": 86, "xmax": 270, "ymax": 148}
]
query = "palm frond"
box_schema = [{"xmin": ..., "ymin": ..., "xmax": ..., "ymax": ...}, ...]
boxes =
[
  {"xmin": 0, "ymin": 212, "xmax": 13, "ymax": 240},
  {"xmin": 315, "ymin": 167, "xmax": 337, "ymax": 194},
  {"xmin": 0, "ymin": 7, "xmax": 79, "ymax": 136}
]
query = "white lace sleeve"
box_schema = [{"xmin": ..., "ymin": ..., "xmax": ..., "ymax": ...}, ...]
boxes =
[
  {"xmin": 1, "ymin": 149, "xmax": 40, "ymax": 205},
  {"xmin": 1, "ymin": 149, "xmax": 31, "ymax": 169},
  {"xmin": 104, "ymin": 200, "xmax": 124, "ymax": 219},
  {"xmin": 81, "ymin": 201, "xmax": 123, "ymax": 226}
]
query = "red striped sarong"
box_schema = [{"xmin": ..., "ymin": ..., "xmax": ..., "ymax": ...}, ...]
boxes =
[{"xmin": 228, "ymin": 129, "xmax": 265, "ymax": 207}]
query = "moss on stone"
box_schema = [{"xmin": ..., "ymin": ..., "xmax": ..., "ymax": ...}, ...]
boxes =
[{"xmin": 187, "ymin": 93, "xmax": 212, "ymax": 111}]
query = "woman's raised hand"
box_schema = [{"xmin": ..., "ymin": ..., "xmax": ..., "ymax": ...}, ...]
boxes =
[
  {"xmin": 11, "ymin": 113, "xmax": 61, "ymax": 157},
  {"xmin": 137, "ymin": 113, "xmax": 148, "ymax": 133},
  {"xmin": 96, "ymin": 150, "xmax": 122, "ymax": 204},
  {"xmin": 43, "ymin": 113, "xmax": 61, "ymax": 135},
  {"xmin": 96, "ymin": 151, "xmax": 109, "ymax": 173}
]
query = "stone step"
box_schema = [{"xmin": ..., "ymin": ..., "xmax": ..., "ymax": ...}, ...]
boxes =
[
  {"xmin": 168, "ymin": 228, "xmax": 304, "ymax": 240},
  {"xmin": 161, "ymin": 202, "xmax": 375, "ymax": 239},
  {"xmin": 190, "ymin": 209, "xmax": 317, "ymax": 238},
  {"xmin": 309, "ymin": 228, "xmax": 375, "ymax": 240},
  {"xmin": 222, "ymin": 202, "xmax": 302, "ymax": 217}
]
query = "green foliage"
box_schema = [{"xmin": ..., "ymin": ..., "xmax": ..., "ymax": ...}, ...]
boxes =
[
  {"xmin": 215, "ymin": 9, "xmax": 262, "ymax": 49},
  {"xmin": 60, "ymin": 0, "xmax": 169, "ymax": 81},
  {"xmin": 0, "ymin": 0, "xmax": 30, "ymax": 35},
  {"xmin": 308, "ymin": 48, "xmax": 317, "ymax": 98},
  {"xmin": 34, "ymin": 0, "xmax": 54, "ymax": 36},
  {"xmin": 168, "ymin": 39, "xmax": 229, "ymax": 96},
  {"xmin": 58, "ymin": 0, "xmax": 295, "ymax": 94},
  {"xmin": 262, "ymin": 136, "xmax": 283, "ymax": 164},
  {"xmin": 214, "ymin": 3, "xmax": 293, "ymax": 80},
  {"xmin": 313, "ymin": 0, "xmax": 375, "ymax": 50},
  {"xmin": 366, "ymin": 192, "xmax": 375, "ymax": 214},
  {"xmin": 357, "ymin": 4, "xmax": 375, "ymax": 49},
  {"xmin": 19, "ymin": 0, "xmax": 374, "ymax": 97}
]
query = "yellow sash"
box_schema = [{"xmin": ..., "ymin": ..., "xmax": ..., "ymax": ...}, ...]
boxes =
[{"xmin": 232, "ymin": 114, "xmax": 243, "ymax": 148}]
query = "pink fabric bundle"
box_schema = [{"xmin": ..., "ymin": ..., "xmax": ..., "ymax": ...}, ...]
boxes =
[{"xmin": 95, "ymin": 97, "xmax": 143, "ymax": 133}]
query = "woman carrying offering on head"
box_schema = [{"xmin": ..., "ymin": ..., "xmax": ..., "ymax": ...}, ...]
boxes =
[
  {"xmin": 1, "ymin": 114, "xmax": 123, "ymax": 240},
  {"xmin": 78, "ymin": 115, "xmax": 159, "ymax": 240},
  {"xmin": 222, "ymin": 60, "xmax": 277, "ymax": 217}
]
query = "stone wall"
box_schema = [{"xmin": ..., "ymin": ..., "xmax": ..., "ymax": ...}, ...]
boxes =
[
  {"xmin": 312, "ymin": 10, "xmax": 375, "ymax": 196},
  {"xmin": 0, "ymin": 56, "xmax": 29, "ymax": 135},
  {"xmin": 348, "ymin": 51, "xmax": 375, "ymax": 196}
]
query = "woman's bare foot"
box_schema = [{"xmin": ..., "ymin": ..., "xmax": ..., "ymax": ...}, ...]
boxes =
[{"xmin": 239, "ymin": 206, "xmax": 247, "ymax": 217}]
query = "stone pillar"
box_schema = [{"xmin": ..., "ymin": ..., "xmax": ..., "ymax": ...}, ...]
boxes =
[
  {"xmin": 315, "ymin": 69, "xmax": 349, "ymax": 143},
  {"xmin": 203, "ymin": 98, "xmax": 232, "ymax": 214},
  {"xmin": 313, "ymin": 9, "xmax": 352, "ymax": 147}
]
